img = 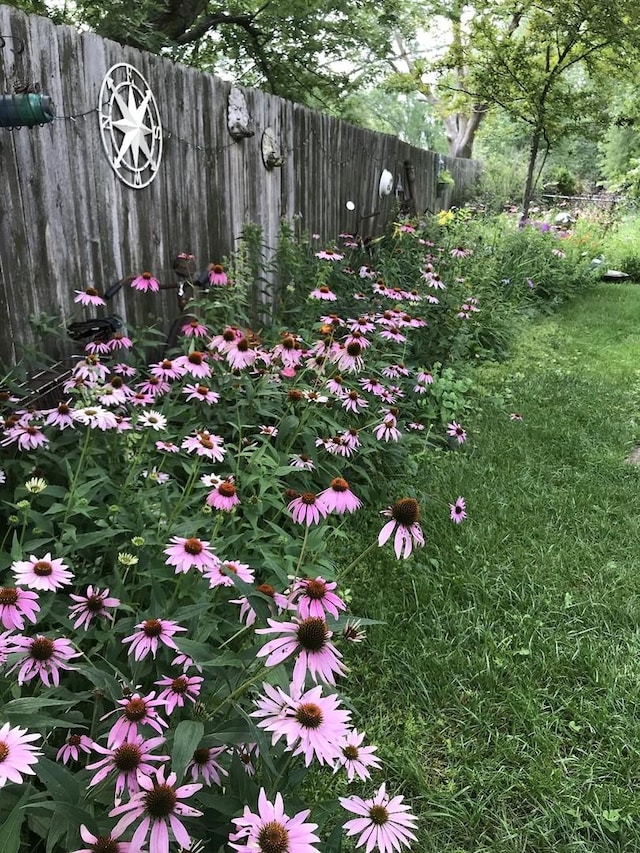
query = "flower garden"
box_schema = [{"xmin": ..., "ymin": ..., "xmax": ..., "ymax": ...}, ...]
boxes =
[{"xmin": 0, "ymin": 208, "xmax": 603, "ymax": 853}]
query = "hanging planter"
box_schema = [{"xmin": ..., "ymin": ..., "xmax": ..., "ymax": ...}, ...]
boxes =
[{"xmin": 0, "ymin": 92, "xmax": 55, "ymax": 128}]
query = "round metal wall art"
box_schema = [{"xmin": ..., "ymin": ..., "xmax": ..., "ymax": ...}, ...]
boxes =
[{"xmin": 98, "ymin": 63, "xmax": 163, "ymax": 189}]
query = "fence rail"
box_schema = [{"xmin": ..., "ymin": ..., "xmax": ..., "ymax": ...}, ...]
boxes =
[{"xmin": 0, "ymin": 4, "xmax": 481, "ymax": 365}]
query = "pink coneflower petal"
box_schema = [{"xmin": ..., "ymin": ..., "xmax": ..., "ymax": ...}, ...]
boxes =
[
  {"xmin": 0, "ymin": 722, "xmax": 42, "ymax": 787},
  {"xmin": 339, "ymin": 783, "xmax": 418, "ymax": 853}
]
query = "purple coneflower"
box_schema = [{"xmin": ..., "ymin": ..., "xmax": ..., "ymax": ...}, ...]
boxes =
[
  {"xmin": 164, "ymin": 536, "xmax": 220, "ymax": 574},
  {"xmin": 130, "ymin": 271, "xmax": 160, "ymax": 292},
  {"xmin": 187, "ymin": 745, "xmax": 228, "ymax": 785},
  {"xmin": 378, "ymin": 498, "xmax": 425, "ymax": 559},
  {"xmin": 74, "ymin": 287, "xmax": 106, "ymax": 306},
  {"xmin": 209, "ymin": 263, "xmax": 228, "ymax": 285},
  {"xmin": 181, "ymin": 318, "xmax": 209, "ymax": 337},
  {"xmin": 181, "ymin": 430, "xmax": 226, "ymax": 461},
  {"xmin": 206, "ymin": 480, "xmax": 240, "ymax": 512},
  {"xmin": 315, "ymin": 248, "xmax": 344, "ymax": 261},
  {"xmin": 0, "ymin": 586, "xmax": 40, "ymax": 630},
  {"xmin": 203, "ymin": 559, "xmax": 255, "ymax": 589},
  {"xmin": 182, "ymin": 383, "xmax": 220, "ymax": 404},
  {"xmin": 289, "ymin": 454, "xmax": 315, "ymax": 470},
  {"xmin": 109, "ymin": 765, "xmax": 202, "ymax": 853},
  {"xmin": 252, "ymin": 682, "xmax": 351, "ymax": 767},
  {"xmin": 287, "ymin": 493, "xmax": 329, "ymax": 526},
  {"xmin": 446, "ymin": 421, "xmax": 467, "ymax": 444},
  {"xmin": 12, "ymin": 553, "xmax": 73, "ymax": 591},
  {"xmin": 71, "ymin": 824, "xmax": 133, "ymax": 853},
  {"xmin": 1, "ymin": 422, "xmax": 49, "ymax": 450},
  {"xmin": 230, "ymin": 788, "xmax": 321, "ymax": 853},
  {"xmin": 310, "ymin": 285, "xmax": 337, "ymax": 300},
  {"xmin": 291, "ymin": 577, "xmax": 346, "ymax": 620},
  {"xmin": 336, "ymin": 728, "xmax": 382, "ymax": 781},
  {"xmin": 155, "ymin": 674, "xmax": 204, "ymax": 714},
  {"xmin": 8, "ymin": 634, "xmax": 79, "ymax": 687},
  {"xmin": 103, "ymin": 692, "xmax": 168, "ymax": 747},
  {"xmin": 122, "ymin": 618, "xmax": 187, "ymax": 661},
  {"xmin": 256, "ymin": 616, "xmax": 345, "ymax": 690},
  {"xmin": 317, "ymin": 478, "xmax": 361, "ymax": 514},
  {"xmin": 0, "ymin": 722, "xmax": 42, "ymax": 787},
  {"xmin": 87, "ymin": 735, "xmax": 169, "ymax": 801},
  {"xmin": 174, "ymin": 351, "xmax": 211, "ymax": 379},
  {"xmin": 68, "ymin": 586, "xmax": 120, "ymax": 630},
  {"xmin": 450, "ymin": 497, "xmax": 467, "ymax": 523},
  {"xmin": 339, "ymin": 783, "xmax": 418, "ymax": 853},
  {"xmin": 56, "ymin": 733, "xmax": 93, "ymax": 765}
]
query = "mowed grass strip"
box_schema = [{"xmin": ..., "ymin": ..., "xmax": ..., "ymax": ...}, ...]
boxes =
[{"xmin": 340, "ymin": 284, "xmax": 640, "ymax": 852}]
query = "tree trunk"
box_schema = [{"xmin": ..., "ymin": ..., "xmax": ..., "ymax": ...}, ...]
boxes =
[
  {"xmin": 444, "ymin": 107, "xmax": 487, "ymax": 159},
  {"xmin": 521, "ymin": 127, "xmax": 542, "ymax": 223}
]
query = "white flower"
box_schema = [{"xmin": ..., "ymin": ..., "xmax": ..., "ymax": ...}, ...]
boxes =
[
  {"xmin": 137, "ymin": 410, "xmax": 167, "ymax": 431},
  {"xmin": 24, "ymin": 478, "xmax": 47, "ymax": 494}
]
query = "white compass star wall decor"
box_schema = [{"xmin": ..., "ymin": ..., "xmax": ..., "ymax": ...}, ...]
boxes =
[{"xmin": 98, "ymin": 63, "xmax": 163, "ymax": 189}]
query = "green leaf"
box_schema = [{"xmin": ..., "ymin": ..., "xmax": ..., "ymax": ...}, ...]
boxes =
[
  {"xmin": 0, "ymin": 787, "xmax": 32, "ymax": 853},
  {"xmin": 34, "ymin": 756, "xmax": 80, "ymax": 804},
  {"xmin": 171, "ymin": 720, "xmax": 204, "ymax": 778},
  {"xmin": 2, "ymin": 697, "xmax": 79, "ymax": 716}
]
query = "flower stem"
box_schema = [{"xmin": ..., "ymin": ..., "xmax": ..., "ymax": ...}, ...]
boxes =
[
  {"xmin": 62, "ymin": 428, "xmax": 92, "ymax": 525},
  {"xmin": 338, "ymin": 537, "xmax": 379, "ymax": 580}
]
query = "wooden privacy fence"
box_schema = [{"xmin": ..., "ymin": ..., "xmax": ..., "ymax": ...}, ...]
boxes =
[{"xmin": 0, "ymin": 4, "xmax": 481, "ymax": 366}]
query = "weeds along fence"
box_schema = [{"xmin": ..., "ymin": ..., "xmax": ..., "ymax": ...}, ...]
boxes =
[{"xmin": 0, "ymin": 4, "xmax": 481, "ymax": 366}]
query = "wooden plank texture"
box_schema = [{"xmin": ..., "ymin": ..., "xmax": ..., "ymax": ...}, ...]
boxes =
[{"xmin": 0, "ymin": 4, "xmax": 481, "ymax": 366}]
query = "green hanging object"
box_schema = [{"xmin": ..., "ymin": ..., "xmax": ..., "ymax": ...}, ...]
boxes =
[{"xmin": 0, "ymin": 92, "xmax": 55, "ymax": 128}]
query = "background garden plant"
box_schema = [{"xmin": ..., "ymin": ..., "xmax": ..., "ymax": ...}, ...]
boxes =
[{"xmin": 0, "ymin": 208, "xmax": 602, "ymax": 851}]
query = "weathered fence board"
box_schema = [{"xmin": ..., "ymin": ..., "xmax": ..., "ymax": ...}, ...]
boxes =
[{"xmin": 0, "ymin": 4, "xmax": 481, "ymax": 365}]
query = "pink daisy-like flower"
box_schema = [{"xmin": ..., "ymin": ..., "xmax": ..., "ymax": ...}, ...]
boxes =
[
  {"xmin": 174, "ymin": 351, "xmax": 211, "ymax": 379},
  {"xmin": 291, "ymin": 577, "xmax": 346, "ymax": 620},
  {"xmin": 336, "ymin": 728, "xmax": 382, "ymax": 781},
  {"xmin": 378, "ymin": 498, "xmax": 425, "ymax": 559},
  {"xmin": 0, "ymin": 722, "xmax": 42, "ymax": 787},
  {"xmin": 252, "ymin": 682, "xmax": 351, "ymax": 767},
  {"xmin": 8, "ymin": 634, "xmax": 79, "ymax": 687},
  {"xmin": 109, "ymin": 765, "xmax": 203, "ymax": 853},
  {"xmin": 289, "ymin": 454, "xmax": 315, "ymax": 471},
  {"xmin": 235, "ymin": 743, "xmax": 259, "ymax": 776},
  {"xmin": 150, "ymin": 358, "xmax": 187, "ymax": 381},
  {"xmin": 230, "ymin": 788, "xmax": 321, "ymax": 853},
  {"xmin": 226, "ymin": 337, "xmax": 259, "ymax": 370},
  {"xmin": 287, "ymin": 493, "xmax": 329, "ymax": 526},
  {"xmin": 206, "ymin": 480, "xmax": 240, "ymax": 511},
  {"xmin": 130, "ymin": 272, "xmax": 160, "ymax": 292},
  {"xmin": 450, "ymin": 496, "xmax": 467, "ymax": 523},
  {"xmin": 103, "ymin": 692, "xmax": 168, "ymax": 748},
  {"xmin": 68, "ymin": 586, "xmax": 120, "ymax": 630},
  {"xmin": 317, "ymin": 477, "xmax": 361, "ymax": 514},
  {"xmin": 373, "ymin": 418, "xmax": 402, "ymax": 443},
  {"xmin": 315, "ymin": 248, "xmax": 344, "ymax": 261},
  {"xmin": 156, "ymin": 439, "xmax": 180, "ymax": 452},
  {"xmin": 56, "ymin": 733, "xmax": 93, "ymax": 765},
  {"xmin": 187, "ymin": 745, "xmax": 228, "ymax": 785},
  {"xmin": 1, "ymin": 422, "xmax": 49, "ymax": 450},
  {"xmin": 259, "ymin": 425, "xmax": 279, "ymax": 438},
  {"xmin": 87, "ymin": 734, "xmax": 169, "ymax": 801},
  {"xmin": 256, "ymin": 616, "xmax": 345, "ymax": 690},
  {"xmin": 74, "ymin": 287, "xmax": 106, "ymax": 306},
  {"xmin": 12, "ymin": 554, "xmax": 73, "ymax": 592},
  {"xmin": 0, "ymin": 586, "xmax": 40, "ymax": 630},
  {"xmin": 339, "ymin": 783, "xmax": 418, "ymax": 853},
  {"xmin": 310, "ymin": 285, "xmax": 338, "ymax": 301},
  {"xmin": 164, "ymin": 536, "xmax": 220, "ymax": 574},
  {"xmin": 71, "ymin": 823, "xmax": 133, "ymax": 853},
  {"xmin": 181, "ymin": 318, "xmax": 209, "ymax": 338},
  {"xmin": 510, "ymin": 412, "xmax": 523, "ymax": 421},
  {"xmin": 203, "ymin": 559, "xmax": 255, "ymax": 589},
  {"xmin": 182, "ymin": 383, "xmax": 220, "ymax": 404},
  {"xmin": 43, "ymin": 401, "xmax": 76, "ymax": 430},
  {"xmin": 208, "ymin": 263, "xmax": 229, "ymax": 285},
  {"xmin": 122, "ymin": 618, "xmax": 187, "ymax": 661},
  {"xmin": 107, "ymin": 331, "xmax": 133, "ymax": 351},
  {"xmin": 181, "ymin": 430, "xmax": 226, "ymax": 461},
  {"xmin": 155, "ymin": 673, "xmax": 204, "ymax": 714},
  {"xmin": 342, "ymin": 390, "xmax": 369, "ymax": 414},
  {"xmin": 446, "ymin": 421, "xmax": 467, "ymax": 444}
]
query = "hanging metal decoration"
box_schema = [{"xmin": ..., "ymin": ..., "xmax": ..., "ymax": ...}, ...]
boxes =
[
  {"xmin": 98, "ymin": 63, "xmax": 163, "ymax": 189},
  {"xmin": 0, "ymin": 92, "xmax": 55, "ymax": 128}
]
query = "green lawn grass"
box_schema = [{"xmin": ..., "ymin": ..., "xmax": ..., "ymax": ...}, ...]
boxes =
[{"xmin": 339, "ymin": 283, "xmax": 640, "ymax": 852}]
